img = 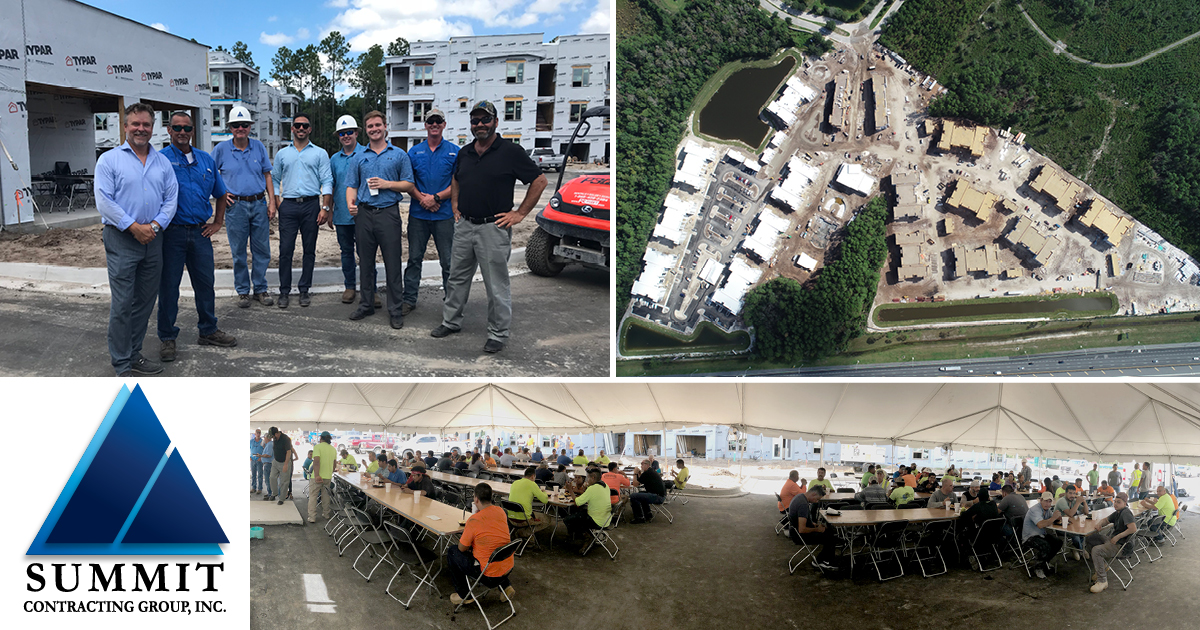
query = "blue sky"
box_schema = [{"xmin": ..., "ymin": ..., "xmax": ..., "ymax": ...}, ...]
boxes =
[{"xmin": 84, "ymin": 0, "xmax": 610, "ymax": 82}]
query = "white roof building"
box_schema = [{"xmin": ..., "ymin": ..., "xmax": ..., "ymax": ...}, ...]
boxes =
[
  {"xmin": 764, "ymin": 75, "xmax": 817, "ymax": 129},
  {"xmin": 835, "ymin": 162, "xmax": 877, "ymax": 196},
  {"xmin": 743, "ymin": 209, "xmax": 790, "ymax": 261},
  {"xmin": 631, "ymin": 248, "xmax": 679, "ymax": 305},
  {"xmin": 699, "ymin": 259, "xmax": 722, "ymax": 284},
  {"xmin": 712, "ymin": 257, "xmax": 763, "ymax": 314},
  {"xmin": 769, "ymin": 157, "xmax": 821, "ymax": 210},
  {"xmin": 651, "ymin": 193, "xmax": 701, "ymax": 246},
  {"xmin": 674, "ymin": 140, "xmax": 717, "ymax": 190},
  {"xmin": 794, "ymin": 253, "xmax": 818, "ymax": 271}
]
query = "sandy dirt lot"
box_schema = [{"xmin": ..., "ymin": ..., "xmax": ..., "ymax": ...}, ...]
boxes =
[{"xmin": 0, "ymin": 166, "xmax": 599, "ymax": 269}]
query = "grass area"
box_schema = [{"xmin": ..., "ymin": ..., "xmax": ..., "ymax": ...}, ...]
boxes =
[
  {"xmin": 1024, "ymin": 0, "xmax": 1200, "ymax": 64},
  {"xmin": 824, "ymin": 0, "xmax": 869, "ymax": 10},
  {"xmin": 619, "ymin": 318, "xmax": 752, "ymax": 356},
  {"xmin": 869, "ymin": 0, "xmax": 895, "ymax": 29},
  {"xmin": 616, "ymin": 312, "xmax": 1200, "ymax": 375},
  {"xmin": 872, "ymin": 291, "xmax": 1119, "ymax": 326},
  {"xmin": 689, "ymin": 48, "xmax": 805, "ymax": 153}
]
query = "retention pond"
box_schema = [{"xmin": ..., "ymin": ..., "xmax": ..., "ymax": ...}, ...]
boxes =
[
  {"xmin": 876, "ymin": 295, "xmax": 1117, "ymax": 324},
  {"xmin": 699, "ymin": 55, "xmax": 796, "ymax": 147}
]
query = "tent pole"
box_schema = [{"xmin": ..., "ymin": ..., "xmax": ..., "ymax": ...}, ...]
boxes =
[
  {"xmin": 592, "ymin": 427, "xmax": 597, "ymax": 459},
  {"xmin": 738, "ymin": 424, "xmax": 744, "ymax": 481},
  {"xmin": 819, "ymin": 435, "xmax": 825, "ymax": 470}
]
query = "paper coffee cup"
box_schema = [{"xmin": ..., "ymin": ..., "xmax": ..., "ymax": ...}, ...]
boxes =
[
  {"xmin": 944, "ymin": 500, "xmax": 951, "ymax": 509},
  {"xmin": 385, "ymin": 483, "xmax": 391, "ymax": 491},
  {"xmin": 413, "ymin": 490, "xmax": 422, "ymax": 502},
  {"xmin": 1061, "ymin": 517, "xmax": 1069, "ymax": 527},
  {"xmin": 369, "ymin": 185, "xmax": 379, "ymax": 197}
]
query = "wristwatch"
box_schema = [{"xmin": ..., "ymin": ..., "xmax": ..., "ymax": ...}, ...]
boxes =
[
  {"xmin": 150, "ymin": 223, "xmax": 161, "ymax": 234},
  {"xmin": 433, "ymin": 193, "xmax": 442, "ymax": 203},
  {"xmin": 321, "ymin": 206, "xmax": 331, "ymax": 213}
]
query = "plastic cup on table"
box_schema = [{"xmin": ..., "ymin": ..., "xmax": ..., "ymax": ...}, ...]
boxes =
[
  {"xmin": 414, "ymin": 490, "xmax": 422, "ymax": 503},
  {"xmin": 1061, "ymin": 516, "xmax": 1069, "ymax": 527},
  {"xmin": 385, "ymin": 482, "xmax": 392, "ymax": 491}
]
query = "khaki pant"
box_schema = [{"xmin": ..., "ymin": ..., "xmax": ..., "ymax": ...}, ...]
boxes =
[
  {"xmin": 308, "ymin": 477, "xmax": 332, "ymax": 520},
  {"xmin": 271, "ymin": 459, "xmax": 291, "ymax": 499}
]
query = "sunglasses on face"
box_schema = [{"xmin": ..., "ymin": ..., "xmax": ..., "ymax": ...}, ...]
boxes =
[
  {"xmin": 170, "ymin": 125, "xmax": 194, "ymax": 133},
  {"xmin": 229, "ymin": 122, "xmax": 250, "ymax": 129},
  {"xmin": 293, "ymin": 122, "xmax": 310, "ymax": 129},
  {"xmin": 337, "ymin": 130, "xmax": 356, "ymax": 137},
  {"xmin": 425, "ymin": 117, "xmax": 444, "ymax": 125},
  {"xmin": 469, "ymin": 115, "xmax": 493, "ymax": 126}
]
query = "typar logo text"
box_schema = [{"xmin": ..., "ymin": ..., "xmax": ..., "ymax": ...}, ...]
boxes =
[{"xmin": 24, "ymin": 385, "xmax": 228, "ymax": 615}]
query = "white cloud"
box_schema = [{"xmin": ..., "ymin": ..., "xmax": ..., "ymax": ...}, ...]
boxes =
[
  {"xmin": 296, "ymin": 27, "xmax": 311, "ymax": 39},
  {"xmin": 149, "ymin": 22, "xmax": 169, "ymax": 32},
  {"xmin": 260, "ymin": 31, "xmax": 294, "ymax": 45},
  {"xmin": 267, "ymin": 15, "xmax": 278, "ymax": 22},
  {"xmin": 580, "ymin": 0, "xmax": 610, "ymax": 34},
  {"xmin": 325, "ymin": 0, "xmax": 349, "ymax": 7}
]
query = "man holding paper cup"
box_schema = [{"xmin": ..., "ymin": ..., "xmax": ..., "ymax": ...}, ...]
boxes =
[
  {"xmin": 401, "ymin": 465, "xmax": 438, "ymax": 499},
  {"xmin": 381, "ymin": 459, "xmax": 407, "ymax": 485},
  {"xmin": 1021, "ymin": 492, "xmax": 1064, "ymax": 579}
]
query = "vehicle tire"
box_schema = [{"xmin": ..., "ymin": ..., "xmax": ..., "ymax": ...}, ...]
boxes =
[{"xmin": 526, "ymin": 227, "xmax": 565, "ymax": 277}]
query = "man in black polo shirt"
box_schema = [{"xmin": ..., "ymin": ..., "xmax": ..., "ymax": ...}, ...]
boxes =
[
  {"xmin": 430, "ymin": 100, "xmax": 547, "ymax": 354},
  {"xmin": 629, "ymin": 458, "xmax": 667, "ymax": 524}
]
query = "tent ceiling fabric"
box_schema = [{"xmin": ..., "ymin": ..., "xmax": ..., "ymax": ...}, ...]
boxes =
[{"xmin": 249, "ymin": 383, "xmax": 1200, "ymax": 464}]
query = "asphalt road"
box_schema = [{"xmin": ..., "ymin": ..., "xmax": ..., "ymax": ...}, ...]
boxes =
[
  {"xmin": 0, "ymin": 267, "xmax": 609, "ymax": 377},
  {"xmin": 701, "ymin": 342, "xmax": 1200, "ymax": 377}
]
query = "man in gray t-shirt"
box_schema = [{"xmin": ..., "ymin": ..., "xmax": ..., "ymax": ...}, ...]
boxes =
[
  {"xmin": 927, "ymin": 478, "xmax": 956, "ymax": 508},
  {"xmin": 1137, "ymin": 461, "xmax": 1152, "ymax": 500},
  {"xmin": 1107, "ymin": 464, "xmax": 1123, "ymax": 492},
  {"xmin": 997, "ymin": 485, "xmax": 1029, "ymax": 523},
  {"xmin": 855, "ymin": 478, "xmax": 888, "ymax": 504},
  {"xmin": 1087, "ymin": 493, "xmax": 1137, "ymax": 593}
]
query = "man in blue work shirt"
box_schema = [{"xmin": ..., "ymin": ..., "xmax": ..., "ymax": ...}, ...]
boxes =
[
  {"xmin": 403, "ymin": 108, "xmax": 458, "ymax": 314},
  {"xmin": 329, "ymin": 115, "xmax": 374, "ymax": 307},
  {"xmin": 156, "ymin": 111, "xmax": 238, "ymax": 362},
  {"xmin": 211, "ymin": 105, "xmax": 275, "ymax": 309},
  {"xmin": 346, "ymin": 110, "xmax": 415, "ymax": 328},
  {"xmin": 250, "ymin": 428, "xmax": 265, "ymax": 494},
  {"xmin": 273, "ymin": 112, "xmax": 333, "ymax": 308},
  {"xmin": 95, "ymin": 102, "xmax": 178, "ymax": 376}
]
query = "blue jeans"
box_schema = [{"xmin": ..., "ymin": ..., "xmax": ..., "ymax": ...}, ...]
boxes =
[
  {"xmin": 335, "ymin": 223, "xmax": 358, "ymax": 290},
  {"xmin": 446, "ymin": 545, "xmax": 510, "ymax": 598},
  {"xmin": 103, "ymin": 225, "xmax": 162, "ymax": 374},
  {"xmin": 403, "ymin": 216, "xmax": 454, "ymax": 306},
  {"xmin": 631, "ymin": 492, "xmax": 664, "ymax": 520},
  {"xmin": 224, "ymin": 199, "xmax": 271, "ymax": 295},
  {"xmin": 251, "ymin": 459, "xmax": 265, "ymax": 491},
  {"xmin": 158, "ymin": 223, "xmax": 218, "ymax": 340}
]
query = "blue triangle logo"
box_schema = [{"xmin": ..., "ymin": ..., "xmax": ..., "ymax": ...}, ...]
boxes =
[{"xmin": 27, "ymin": 385, "xmax": 227, "ymax": 555}]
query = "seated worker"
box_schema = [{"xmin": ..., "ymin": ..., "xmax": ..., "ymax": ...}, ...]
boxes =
[
  {"xmin": 666, "ymin": 459, "xmax": 689, "ymax": 490},
  {"xmin": 303, "ymin": 450, "xmax": 314, "ymax": 480},
  {"xmin": 447, "ymin": 483, "xmax": 515, "ymax": 606},
  {"xmin": 400, "ymin": 451, "xmax": 417, "ymax": 468},
  {"xmin": 565, "ymin": 470, "xmax": 612, "ymax": 552},
  {"xmin": 453, "ymin": 454, "xmax": 468, "ymax": 471},
  {"xmin": 362, "ymin": 452, "xmax": 380, "ymax": 475},
  {"xmin": 901, "ymin": 466, "xmax": 917, "ymax": 488},
  {"xmin": 572, "ymin": 449, "xmax": 589, "ymax": 467},
  {"xmin": 997, "ymin": 484, "xmax": 1029, "ymax": 538},
  {"xmin": 779, "ymin": 471, "xmax": 805, "ymax": 513},
  {"xmin": 1051, "ymin": 476, "xmax": 1063, "ymax": 493},
  {"xmin": 629, "ymin": 459, "xmax": 667, "ymax": 524},
  {"xmin": 498, "ymin": 448, "xmax": 515, "ymax": 467},
  {"xmin": 962, "ymin": 487, "xmax": 1000, "ymax": 540},
  {"xmin": 942, "ymin": 466, "xmax": 958, "ymax": 485},
  {"xmin": 381, "ymin": 459, "xmax": 407, "ymax": 484},
  {"xmin": 552, "ymin": 465, "xmax": 570, "ymax": 488},
  {"xmin": 534, "ymin": 461, "xmax": 554, "ymax": 483},
  {"xmin": 1087, "ymin": 492, "xmax": 1138, "ymax": 593},
  {"xmin": 1055, "ymin": 484, "xmax": 1090, "ymax": 559},
  {"xmin": 961, "ymin": 480, "xmax": 985, "ymax": 508},
  {"xmin": 468, "ymin": 453, "xmax": 487, "ymax": 474},
  {"xmin": 437, "ymin": 452, "xmax": 455, "ymax": 471},
  {"xmin": 339, "ymin": 450, "xmax": 357, "ymax": 470},
  {"xmin": 1022, "ymin": 492, "xmax": 1064, "ymax": 579},
  {"xmin": 515, "ymin": 448, "xmax": 531, "ymax": 463},
  {"xmin": 423, "ymin": 450, "xmax": 439, "ymax": 469},
  {"xmin": 889, "ymin": 479, "xmax": 916, "ymax": 506},
  {"xmin": 603, "ymin": 462, "xmax": 631, "ymax": 504},
  {"xmin": 506, "ymin": 467, "xmax": 551, "ymax": 533},
  {"xmin": 989, "ymin": 473, "xmax": 1003, "ymax": 492},
  {"xmin": 556, "ymin": 449, "xmax": 573, "ymax": 466},
  {"xmin": 809, "ymin": 467, "xmax": 834, "ymax": 494},
  {"xmin": 916, "ymin": 472, "xmax": 938, "ymax": 494},
  {"xmin": 855, "ymin": 477, "xmax": 888, "ymax": 504},
  {"xmin": 596, "ymin": 450, "xmax": 611, "ymax": 466},
  {"xmin": 788, "ymin": 486, "xmax": 841, "ymax": 571},
  {"xmin": 873, "ymin": 468, "xmax": 887, "ymax": 490},
  {"xmin": 401, "ymin": 465, "xmax": 438, "ymax": 500},
  {"xmin": 1139, "ymin": 485, "xmax": 1179, "ymax": 542},
  {"xmin": 860, "ymin": 464, "xmax": 877, "ymax": 489},
  {"xmin": 484, "ymin": 450, "xmax": 498, "ymax": 469},
  {"xmin": 531, "ymin": 447, "xmax": 545, "ymax": 463},
  {"xmin": 927, "ymin": 477, "xmax": 956, "ymax": 508}
]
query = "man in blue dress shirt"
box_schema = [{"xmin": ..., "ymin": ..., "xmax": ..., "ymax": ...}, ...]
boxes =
[
  {"xmin": 95, "ymin": 103, "xmax": 178, "ymax": 376},
  {"xmin": 272, "ymin": 113, "xmax": 332, "ymax": 308},
  {"xmin": 345, "ymin": 110, "xmax": 415, "ymax": 328},
  {"xmin": 403, "ymin": 108, "xmax": 458, "ymax": 314},
  {"xmin": 156, "ymin": 112, "xmax": 237, "ymax": 362},
  {"xmin": 250, "ymin": 428, "xmax": 265, "ymax": 494},
  {"xmin": 211, "ymin": 105, "xmax": 275, "ymax": 308},
  {"xmin": 329, "ymin": 115, "xmax": 377, "ymax": 307}
]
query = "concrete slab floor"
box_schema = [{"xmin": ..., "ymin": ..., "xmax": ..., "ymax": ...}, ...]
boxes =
[
  {"xmin": 251, "ymin": 493, "xmax": 1199, "ymax": 630},
  {"xmin": 0, "ymin": 267, "xmax": 608, "ymax": 377}
]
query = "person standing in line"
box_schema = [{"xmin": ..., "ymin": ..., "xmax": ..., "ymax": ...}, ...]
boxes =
[
  {"xmin": 346, "ymin": 110, "xmax": 414, "ymax": 327},
  {"xmin": 1087, "ymin": 463, "xmax": 1101, "ymax": 495},
  {"xmin": 1130, "ymin": 463, "xmax": 1143, "ymax": 499},
  {"xmin": 259, "ymin": 431, "xmax": 274, "ymax": 496},
  {"xmin": 430, "ymin": 101, "xmax": 547, "ymax": 353},
  {"xmin": 157, "ymin": 111, "xmax": 237, "ymax": 362},
  {"xmin": 403, "ymin": 108, "xmax": 458, "ymax": 314},
  {"xmin": 308, "ymin": 432, "xmax": 336, "ymax": 523},
  {"xmin": 95, "ymin": 102, "xmax": 178, "ymax": 376},
  {"xmin": 328, "ymin": 115, "xmax": 376, "ymax": 307},
  {"xmin": 266, "ymin": 427, "xmax": 296, "ymax": 504},
  {"xmin": 1107, "ymin": 464, "xmax": 1123, "ymax": 496},
  {"xmin": 211, "ymin": 105, "xmax": 275, "ymax": 308},
  {"xmin": 273, "ymin": 113, "xmax": 332, "ymax": 308},
  {"xmin": 250, "ymin": 428, "xmax": 265, "ymax": 494},
  {"xmin": 1138, "ymin": 462, "xmax": 1153, "ymax": 500}
]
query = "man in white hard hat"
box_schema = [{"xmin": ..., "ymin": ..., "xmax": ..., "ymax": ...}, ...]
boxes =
[
  {"xmin": 402, "ymin": 108, "xmax": 458, "ymax": 315},
  {"xmin": 212, "ymin": 105, "xmax": 276, "ymax": 308},
  {"xmin": 273, "ymin": 112, "xmax": 332, "ymax": 308},
  {"xmin": 329, "ymin": 114, "xmax": 377, "ymax": 307}
]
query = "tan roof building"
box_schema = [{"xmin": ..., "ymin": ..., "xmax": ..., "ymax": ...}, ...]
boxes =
[
  {"xmin": 894, "ymin": 204, "xmax": 923, "ymax": 221},
  {"xmin": 947, "ymin": 178, "xmax": 998, "ymax": 221},
  {"xmin": 923, "ymin": 119, "xmax": 936, "ymax": 136},
  {"xmin": 1076, "ymin": 199, "xmax": 1134, "ymax": 248},
  {"xmin": 936, "ymin": 120, "xmax": 988, "ymax": 157},
  {"xmin": 943, "ymin": 216, "xmax": 955, "ymax": 235},
  {"xmin": 872, "ymin": 75, "xmax": 889, "ymax": 132},
  {"xmin": 1029, "ymin": 167, "xmax": 1084, "ymax": 213},
  {"xmin": 895, "ymin": 230, "xmax": 926, "ymax": 280},
  {"xmin": 1005, "ymin": 215, "xmax": 1060, "ymax": 265},
  {"xmin": 828, "ymin": 75, "xmax": 848, "ymax": 131},
  {"xmin": 953, "ymin": 244, "xmax": 1000, "ymax": 277},
  {"xmin": 1005, "ymin": 267, "xmax": 1024, "ymax": 279}
]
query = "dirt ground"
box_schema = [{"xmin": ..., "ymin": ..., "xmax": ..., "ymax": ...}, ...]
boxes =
[{"xmin": 0, "ymin": 167, "xmax": 597, "ymax": 269}]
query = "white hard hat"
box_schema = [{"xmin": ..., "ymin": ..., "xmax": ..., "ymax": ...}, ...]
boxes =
[
  {"xmin": 336, "ymin": 115, "xmax": 358, "ymax": 132},
  {"xmin": 229, "ymin": 106, "xmax": 253, "ymax": 124}
]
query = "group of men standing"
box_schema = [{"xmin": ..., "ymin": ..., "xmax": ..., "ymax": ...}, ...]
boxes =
[{"xmin": 96, "ymin": 98, "xmax": 546, "ymax": 375}]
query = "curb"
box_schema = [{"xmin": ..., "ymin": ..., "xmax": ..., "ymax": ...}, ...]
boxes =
[{"xmin": 0, "ymin": 248, "xmax": 527, "ymax": 296}]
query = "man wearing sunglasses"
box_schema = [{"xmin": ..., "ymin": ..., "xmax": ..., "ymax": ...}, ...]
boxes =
[
  {"xmin": 403, "ymin": 108, "xmax": 458, "ymax": 315},
  {"xmin": 272, "ymin": 113, "xmax": 333, "ymax": 308},
  {"xmin": 345, "ymin": 110, "xmax": 415, "ymax": 328},
  {"xmin": 156, "ymin": 111, "xmax": 238, "ymax": 363},
  {"xmin": 211, "ymin": 106, "xmax": 276, "ymax": 308},
  {"xmin": 431, "ymin": 101, "xmax": 546, "ymax": 353}
]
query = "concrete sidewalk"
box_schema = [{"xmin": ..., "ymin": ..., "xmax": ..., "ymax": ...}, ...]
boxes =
[{"xmin": 0, "ymin": 265, "xmax": 609, "ymax": 377}]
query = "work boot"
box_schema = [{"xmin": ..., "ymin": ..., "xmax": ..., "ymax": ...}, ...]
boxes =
[
  {"xmin": 450, "ymin": 594, "xmax": 474, "ymax": 606},
  {"xmin": 299, "ymin": 292, "xmax": 311, "ymax": 307},
  {"xmin": 277, "ymin": 293, "xmax": 289, "ymax": 309},
  {"xmin": 430, "ymin": 324, "xmax": 460, "ymax": 338},
  {"xmin": 390, "ymin": 316, "xmax": 404, "ymax": 330},
  {"xmin": 160, "ymin": 340, "xmax": 176, "ymax": 362},
  {"xmin": 237, "ymin": 294, "xmax": 252, "ymax": 308},
  {"xmin": 199, "ymin": 330, "xmax": 238, "ymax": 347},
  {"xmin": 483, "ymin": 339, "xmax": 505, "ymax": 354},
  {"xmin": 349, "ymin": 306, "xmax": 374, "ymax": 321},
  {"xmin": 255, "ymin": 292, "xmax": 274, "ymax": 306},
  {"xmin": 117, "ymin": 371, "xmax": 133, "ymax": 377},
  {"xmin": 1090, "ymin": 580, "xmax": 1108, "ymax": 593},
  {"xmin": 130, "ymin": 355, "xmax": 164, "ymax": 375},
  {"xmin": 341, "ymin": 288, "xmax": 356, "ymax": 303},
  {"xmin": 401, "ymin": 302, "xmax": 415, "ymax": 316}
]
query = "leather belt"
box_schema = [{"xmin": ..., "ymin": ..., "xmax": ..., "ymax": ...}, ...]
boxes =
[
  {"xmin": 284, "ymin": 195, "xmax": 318, "ymax": 203},
  {"xmin": 358, "ymin": 202, "xmax": 397, "ymax": 211},
  {"xmin": 231, "ymin": 193, "xmax": 265, "ymax": 201},
  {"xmin": 465, "ymin": 215, "xmax": 499, "ymax": 225}
]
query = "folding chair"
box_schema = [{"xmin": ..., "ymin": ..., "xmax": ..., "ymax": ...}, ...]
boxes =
[
  {"xmin": 347, "ymin": 507, "xmax": 395, "ymax": 581},
  {"xmin": 649, "ymin": 495, "xmax": 673, "ymax": 524},
  {"xmin": 580, "ymin": 508, "xmax": 619, "ymax": 560},
  {"xmin": 913, "ymin": 519, "xmax": 952, "ymax": 578},
  {"xmin": 866, "ymin": 520, "xmax": 910, "ymax": 581},
  {"xmin": 454, "ymin": 540, "xmax": 522, "ymax": 630},
  {"xmin": 1105, "ymin": 537, "xmax": 1138, "ymax": 590},
  {"xmin": 1006, "ymin": 516, "xmax": 1035, "ymax": 576},
  {"xmin": 774, "ymin": 494, "xmax": 789, "ymax": 535},
  {"xmin": 1163, "ymin": 509, "xmax": 1184, "ymax": 546},
  {"xmin": 500, "ymin": 499, "xmax": 542, "ymax": 556},
  {"xmin": 967, "ymin": 518, "xmax": 1006, "ymax": 572},
  {"xmin": 666, "ymin": 484, "xmax": 689, "ymax": 505},
  {"xmin": 1134, "ymin": 514, "xmax": 1165, "ymax": 563},
  {"xmin": 610, "ymin": 494, "xmax": 630, "ymax": 529},
  {"xmin": 786, "ymin": 520, "xmax": 819, "ymax": 575},
  {"xmin": 381, "ymin": 522, "xmax": 442, "ymax": 608}
]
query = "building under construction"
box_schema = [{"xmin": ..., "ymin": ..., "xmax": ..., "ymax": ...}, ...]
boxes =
[
  {"xmin": 1029, "ymin": 166, "xmax": 1084, "ymax": 214},
  {"xmin": 952, "ymin": 244, "xmax": 1000, "ymax": 277},
  {"xmin": 827, "ymin": 75, "xmax": 849, "ymax": 132},
  {"xmin": 936, "ymin": 120, "xmax": 988, "ymax": 157},
  {"xmin": 1005, "ymin": 215, "xmax": 1061, "ymax": 266},
  {"xmin": 1076, "ymin": 199, "xmax": 1134, "ymax": 248},
  {"xmin": 894, "ymin": 229, "xmax": 926, "ymax": 280},
  {"xmin": 947, "ymin": 178, "xmax": 998, "ymax": 222}
]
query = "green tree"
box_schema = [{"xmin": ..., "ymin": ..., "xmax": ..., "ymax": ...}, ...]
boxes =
[
  {"xmin": 1152, "ymin": 100, "xmax": 1200, "ymax": 221},
  {"xmin": 231, "ymin": 40, "xmax": 258, "ymax": 70},
  {"xmin": 349, "ymin": 44, "xmax": 387, "ymax": 119},
  {"xmin": 319, "ymin": 31, "xmax": 352, "ymax": 143},
  {"xmin": 386, "ymin": 36, "xmax": 410, "ymax": 57}
]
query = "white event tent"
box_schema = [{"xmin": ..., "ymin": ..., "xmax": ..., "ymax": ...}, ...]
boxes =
[{"xmin": 249, "ymin": 382, "xmax": 1200, "ymax": 464}]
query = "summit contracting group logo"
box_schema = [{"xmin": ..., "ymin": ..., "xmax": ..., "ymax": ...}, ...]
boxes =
[{"xmin": 23, "ymin": 385, "xmax": 229, "ymax": 615}]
